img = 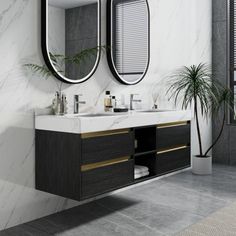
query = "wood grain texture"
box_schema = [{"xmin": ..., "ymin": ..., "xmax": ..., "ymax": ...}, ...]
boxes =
[
  {"xmin": 81, "ymin": 160, "xmax": 134, "ymax": 199},
  {"xmin": 157, "ymin": 123, "xmax": 190, "ymax": 150},
  {"xmin": 156, "ymin": 147, "xmax": 191, "ymax": 175},
  {"xmin": 36, "ymin": 130, "xmax": 82, "ymax": 201},
  {"xmin": 81, "ymin": 132, "xmax": 134, "ymax": 164}
]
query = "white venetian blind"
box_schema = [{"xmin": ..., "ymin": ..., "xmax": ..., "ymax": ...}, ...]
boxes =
[
  {"xmin": 115, "ymin": 0, "xmax": 148, "ymax": 75},
  {"xmin": 233, "ymin": 0, "xmax": 236, "ymax": 69}
]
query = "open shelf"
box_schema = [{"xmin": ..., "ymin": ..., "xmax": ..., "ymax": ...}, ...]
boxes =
[
  {"xmin": 134, "ymin": 153, "xmax": 156, "ymax": 180},
  {"xmin": 134, "ymin": 126, "xmax": 156, "ymax": 154}
]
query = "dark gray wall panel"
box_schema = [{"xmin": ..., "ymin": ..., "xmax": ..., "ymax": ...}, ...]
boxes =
[
  {"xmin": 212, "ymin": 0, "xmax": 235, "ymax": 165},
  {"xmin": 65, "ymin": 3, "xmax": 97, "ymax": 79}
]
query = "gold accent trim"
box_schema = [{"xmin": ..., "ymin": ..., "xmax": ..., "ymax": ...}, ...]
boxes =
[
  {"xmin": 81, "ymin": 129, "xmax": 129, "ymax": 139},
  {"xmin": 81, "ymin": 156, "xmax": 130, "ymax": 172},
  {"xmin": 157, "ymin": 121, "xmax": 189, "ymax": 129},
  {"xmin": 157, "ymin": 145, "xmax": 188, "ymax": 155}
]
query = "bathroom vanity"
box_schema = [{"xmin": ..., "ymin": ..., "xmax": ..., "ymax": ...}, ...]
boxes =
[{"xmin": 35, "ymin": 110, "xmax": 191, "ymax": 201}]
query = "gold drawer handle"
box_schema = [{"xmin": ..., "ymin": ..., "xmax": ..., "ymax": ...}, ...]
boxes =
[
  {"xmin": 81, "ymin": 129, "xmax": 129, "ymax": 139},
  {"xmin": 157, "ymin": 121, "xmax": 189, "ymax": 129},
  {"xmin": 81, "ymin": 156, "xmax": 130, "ymax": 172},
  {"xmin": 157, "ymin": 145, "xmax": 188, "ymax": 155}
]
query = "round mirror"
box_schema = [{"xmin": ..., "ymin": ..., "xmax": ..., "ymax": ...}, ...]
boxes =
[
  {"xmin": 42, "ymin": 0, "xmax": 101, "ymax": 84},
  {"xmin": 107, "ymin": 0, "xmax": 150, "ymax": 85}
]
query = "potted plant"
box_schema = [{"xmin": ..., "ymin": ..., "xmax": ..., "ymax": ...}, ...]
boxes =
[{"xmin": 167, "ymin": 63, "xmax": 234, "ymax": 175}]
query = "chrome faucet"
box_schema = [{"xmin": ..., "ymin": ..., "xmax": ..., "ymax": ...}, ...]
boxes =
[
  {"xmin": 130, "ymin": 94, "xmax": 142, "ymax": 110},
  {"xmin": 74, "ymin": 94, "xmax": 86, "ymax": 114}
]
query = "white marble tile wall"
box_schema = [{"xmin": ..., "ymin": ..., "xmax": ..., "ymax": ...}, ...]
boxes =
[{"xmin": 0, "ymin": 0, "xmax": 212, "ymax": 230}]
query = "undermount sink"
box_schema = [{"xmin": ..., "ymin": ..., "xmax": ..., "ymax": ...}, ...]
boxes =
[
  {"xmin": 65, "ymin": 112, "xmax": 128, "ymax": 118},
  {"xmin": 137, "ymin": 109, "xmax": 175, "ymax": 113}
]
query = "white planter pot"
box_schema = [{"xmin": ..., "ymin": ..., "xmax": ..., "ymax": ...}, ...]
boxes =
[{"xmin": 192, "ymin": 155, "xmax": 212, "ymax": 175}]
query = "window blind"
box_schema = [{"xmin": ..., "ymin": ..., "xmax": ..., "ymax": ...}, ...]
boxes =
[
  {"xmin": 115, "ymin": 0, "xmax": 148, "ymax": 75},
  {"xmin": 230, "ymin": 0, "xmax": 236, "ymax": 71}
]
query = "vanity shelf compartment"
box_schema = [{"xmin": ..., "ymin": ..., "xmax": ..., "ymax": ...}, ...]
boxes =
[
  {"xmin": 81, "ymin": 129, "xmax": 134, "ymax": 164},
  {"xmin": 134, "ymin": 153, "xmax": 156, "ymax": 178},
  {"xmin": 81, "ymin": 159, "xmax": 134, "ymax": 199},
  {"xmin": 134, "ymin": 126, "xmax": 156, "ymax": 154},
  {"xmin": 156, "ymin": 146, "xmax": 190, "ymax": 175},
  {"xmin": 156, "ymin": 121, "xmax": 190, "ymax": 150}
]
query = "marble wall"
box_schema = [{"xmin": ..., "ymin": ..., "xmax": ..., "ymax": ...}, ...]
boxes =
[{"xmin": 0, "ymin": 0, "xmax": 212, "ymax": 230}]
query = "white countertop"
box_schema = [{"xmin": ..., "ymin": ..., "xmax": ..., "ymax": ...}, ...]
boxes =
[{"xmin": 35, "ymin": 110, "xmax": 192, "ymax": 134}]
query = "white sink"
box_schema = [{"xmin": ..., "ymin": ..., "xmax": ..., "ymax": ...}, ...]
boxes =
[
  {"xmin": 136, "ymin": 109, "xmax": 175, "ymax": 113},
  {"xmin": 65, "ymin": 112, "xmax": 128, "ymax": 118},
  {"xmin": 36, "ymin": 110, "xmax": 191, "ymax": 134}
]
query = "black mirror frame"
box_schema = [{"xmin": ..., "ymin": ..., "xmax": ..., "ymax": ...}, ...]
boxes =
[
  {"xmin": 41, "ymin": 0, "xmax": 101, "ymax": 84},
  {"xmin": 107, "ymin": 0, "xmax": 150, "ymax": 85}
]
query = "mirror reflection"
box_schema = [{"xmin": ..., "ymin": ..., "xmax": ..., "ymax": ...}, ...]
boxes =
[
  {"xmin": 46, "ymin": 0, "xmax": 100, "ymax": 83},
  {"xmin": 108, "ymin": 0, "xmax": 150, "ymax": 85}
]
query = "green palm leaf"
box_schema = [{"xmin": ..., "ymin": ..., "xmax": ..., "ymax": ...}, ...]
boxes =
[{"xmin": 167, "ymin": 63, "xmax": 234, "ymax": 157}]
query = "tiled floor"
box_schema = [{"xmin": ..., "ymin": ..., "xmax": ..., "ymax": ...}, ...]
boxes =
[{"xmin": 1, "ymin": 164, "xmax": 236, "ymax": 236}]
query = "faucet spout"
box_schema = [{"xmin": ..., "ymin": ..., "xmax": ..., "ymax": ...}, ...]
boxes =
[
  {"xmin": 74, "ymin": 94, "xmax": 86, "ymax": 114},
  {"xmin": 130, "ymin": 94, "xmax": 142, "ymax": 110}
]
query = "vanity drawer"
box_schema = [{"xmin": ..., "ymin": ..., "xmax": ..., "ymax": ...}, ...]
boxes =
[
  {"xmin": 81, "ymin": 159, "xmax": 134, "ymax": 199},
  {"xmin": 157, "ymin": 122, "xmax": 190, "ymax": 150},
  {"xmin": 156, "ymin": 146, "xmax": 190, "ymax": 175},
  {"xmin": 81, "ymin": 129, "xmax": 134, "ymax": 164}
]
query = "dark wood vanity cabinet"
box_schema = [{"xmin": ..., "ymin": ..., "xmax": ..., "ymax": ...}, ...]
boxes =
[
  {"xmin": 81, "ymin": 160, "xmax": 134, "ymax": 199},
  {"xmin": 36, "ymin": 121, "xmax": 191, "ymax": 201},
  {"xmin": 155, "ymin": 121, "xmax": 191, "ymax": 175}
]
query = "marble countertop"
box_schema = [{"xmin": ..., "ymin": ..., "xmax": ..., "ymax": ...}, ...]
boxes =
[{"xmin": 35, "ymin": 110, "xmax": 192, "ymax": 134}]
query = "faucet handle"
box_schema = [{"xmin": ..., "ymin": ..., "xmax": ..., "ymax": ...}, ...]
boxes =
[
  {"xmin": 74, "ymin": 94, "xmax": 83, "ymax": 100},
  {"xmin": 131, "ymin": 93, "xmax": 139, "ymax": 98}
]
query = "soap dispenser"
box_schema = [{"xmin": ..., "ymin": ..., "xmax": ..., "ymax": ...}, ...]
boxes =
[{"xmin": 104, "ymin": 91, "xmax": 112, "ymax": 112}]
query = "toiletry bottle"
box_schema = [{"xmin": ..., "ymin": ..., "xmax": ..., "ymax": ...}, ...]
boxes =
[
  {"xmin": 104, "ymin": 91, "xmax": 112, "ymax": 112},
  {"xmin": 112, "ymin": 96, "xmax": 117, "ymax": 110},
  {"xmin": 55, "ymin": 92, "xmax": 62, "ymax": 116},
  {"xmin": 52, "ymin": 91, "xmax": 60, "ymax": 115},
  {"xmin": 62, "ymin": 93, "xmax": 68, "ymax": 115}
]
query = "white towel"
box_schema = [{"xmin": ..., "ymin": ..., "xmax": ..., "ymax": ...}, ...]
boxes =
[
  {"xmin": 135, "ymin": 170, "xmax": 149, "ymax": 179},
  {"xmin": 135, "ymin": 165, "xmax": 149, "ymax": 174}
]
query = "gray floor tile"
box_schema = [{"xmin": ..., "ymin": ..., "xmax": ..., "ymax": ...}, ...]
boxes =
[
  {"xmin": 1, "ymin": 165, "xmax": 236, "ymax": 236},
  {"xmin": 29, "ymin": 201, "xmax": 163, "ymax": 236},
  {"xmin": 116, "ymin": 180, "xmax": 227, "ymax": 217},
  {"xmin": 97, "ymin": 197, "xmax": 202, "ymax": 235},
  {"xmin": 0, "ymin": 224, "xmax": 50, "ymax": 236}
]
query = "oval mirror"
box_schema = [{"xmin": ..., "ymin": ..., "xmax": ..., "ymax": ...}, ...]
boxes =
[
  {"xmin": 42, "ymin": 0, "xmax": 101, "ymax": 84},
  {"xmin": 107, "ymin": 0, "xmax": 150, "ymax": 85}
]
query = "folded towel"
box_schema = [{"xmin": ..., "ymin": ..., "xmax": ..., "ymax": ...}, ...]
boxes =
[
  {"xmin": 134, "ymin": 169, "xmax": 150, "ymax": 175},
  {"xmin": 135, "ymin": 165, "xmax": 149, "ymax": 174},
  {"xmin": 135, "ymin": 171, "xmax": 149, "ymax": 179}
]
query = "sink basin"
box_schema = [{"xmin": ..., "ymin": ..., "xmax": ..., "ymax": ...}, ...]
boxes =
[
  {"xmin": 65, "ymin": 112, "xmax": 127, "ymax": 118},
  {"xmin": 137, "ymin": 109, "xmax": 175, "ymax": 113}
]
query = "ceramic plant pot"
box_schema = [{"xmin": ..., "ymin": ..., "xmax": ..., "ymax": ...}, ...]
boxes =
[{"xmin": 192, "ymin": 155, "xmax": 212, "ymax": 175}]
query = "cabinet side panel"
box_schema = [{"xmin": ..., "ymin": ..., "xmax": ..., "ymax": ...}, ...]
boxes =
[{"xmin": 36, "ymin": 130, "xmax": 81, "ymax": 201}]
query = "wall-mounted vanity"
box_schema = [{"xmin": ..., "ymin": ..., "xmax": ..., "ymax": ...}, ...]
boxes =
[{"xmin": 35, "ymin": 111, "xmax": 191, "ymax": 201}]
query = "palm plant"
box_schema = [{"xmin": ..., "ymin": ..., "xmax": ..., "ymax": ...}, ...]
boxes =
[
  {"xmin": 167, "ymin": 63, "xmax": 234, "ymax": 158},
  {"xmin": 25, "ymin": 46, "xmax": 107, "ymax": 79}
]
